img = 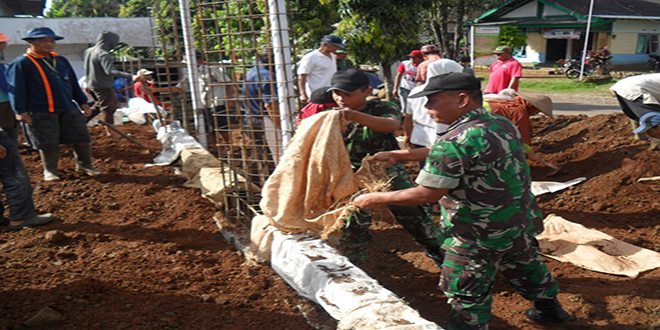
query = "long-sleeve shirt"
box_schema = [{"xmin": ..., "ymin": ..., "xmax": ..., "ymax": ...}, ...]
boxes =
[{"xmin": 7, "ymin": 52, "xmax": 88, "ymax": 114}]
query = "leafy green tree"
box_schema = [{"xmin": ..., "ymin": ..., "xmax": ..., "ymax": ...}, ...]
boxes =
[
  {"xmin": 497, "ymin": 26, "xmax": 527, "ymax": 49},
  {"xmin": 335, "ymin": 0, "xmax": 427, "ymax": 97},
  {"xmin": 46, "ymin": 0, "xmax": 126, "ymax": 17}
]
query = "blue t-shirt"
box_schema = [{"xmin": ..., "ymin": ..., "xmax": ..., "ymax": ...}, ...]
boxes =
[
  {"xmin": 244, "ymin": 65, "xmax": 276, "ymax": 117},
  {"xmin": 0, "ymin": 63, "xmax": 8, "ymax": 103}
]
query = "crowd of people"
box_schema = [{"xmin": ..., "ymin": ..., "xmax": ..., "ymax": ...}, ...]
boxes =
[{"xmin": 1, "ymin": 26, "xmax": 659, "ymax": 330}]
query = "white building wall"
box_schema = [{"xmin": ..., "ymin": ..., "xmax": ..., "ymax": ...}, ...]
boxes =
[{"xmin": 1, "ymin": 17, "xmax": 154, "ymax": 75}]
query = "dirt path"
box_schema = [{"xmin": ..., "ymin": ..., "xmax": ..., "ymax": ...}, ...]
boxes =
[
  {"xmin": 0, "ymin": 125, "xmax": 312, "ymax": 329},
  {"xmin": 1, "ymin": 114, "xmax": 658, "ymax": 329}
]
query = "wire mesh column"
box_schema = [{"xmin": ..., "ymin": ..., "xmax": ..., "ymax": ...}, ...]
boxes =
[{"xmin": 195, "ymin": 0, "xmax": 296, "ymax": 221}]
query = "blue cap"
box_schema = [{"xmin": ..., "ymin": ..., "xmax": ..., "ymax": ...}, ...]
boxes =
[
  {"xmin": 633, "ymin": 112, "xmax": 660, "ymax": 134},
  {"xmin": 22, "ymin": 27, "xmax": 64, "ymax": 41},
  {"xmin": 321, "ymin": 35, "xmax": 344, "ymax": 49}
]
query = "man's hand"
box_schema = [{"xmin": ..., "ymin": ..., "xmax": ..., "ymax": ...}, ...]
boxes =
[
  {"xmin": 371, "ymin": 151, "xmax": 398, "ymax": 166},
  {"xmin": 299, "ymin": 94, "xmax": 308, "ymax": 104},
  {"xmin": 0, "ymin": 145, "xmax": 6, "ymax": 159},
  {"xmin": 337, "ymin": 108, "xmax": 356, "ymax": 122},
  {"xmin": 353, "ymin": 192, "xmax": 382, "ymax": 210},
  {"xmin": 16, "ymin": 113, "xmax": 32, "ymax": 125},
  {"xmin": 392, "ymin": 89, "xmax": 399, "ymax": 98},
  {"xmin": 81, "ymin": 104, "xmax": 92, "ymax": 116}
]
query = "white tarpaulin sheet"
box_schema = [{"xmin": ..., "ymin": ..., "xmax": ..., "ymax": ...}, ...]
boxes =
[
  {"xmin": 263, "ymin": 222, "xmax": 442, "ymax": 330},
  {"xmin": 151, "ymin": 120, "xmax": 204, "ymax": 165},
  {"xmin": 531, "ymin": 177, "xmax": 586, "ymax": 196}
]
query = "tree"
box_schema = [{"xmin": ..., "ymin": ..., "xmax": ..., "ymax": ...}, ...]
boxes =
[
  {"xmin": 424, "ymin": 0, "xmax": 501, "ymax": 59},
  {"xmin": 335, "ymin": 0, "xmax": 427, "ymax": 98},
  {"xmin": 47, "ymin": 0, "xmax": 126, "ymax": 17},
  {"xmin": 497, "ymin": 26, "xmax": 527, "ymax": 49}
]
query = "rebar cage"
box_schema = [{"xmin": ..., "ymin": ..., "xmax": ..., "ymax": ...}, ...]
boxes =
[{"xmin": 123, "ymin": 0, "xmax": 298, "ymax": 222}]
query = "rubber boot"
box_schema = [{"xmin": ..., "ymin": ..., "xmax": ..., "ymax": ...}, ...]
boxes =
[
  {"xmin": 73, "ymin": 144, "xmax": 101, "ymax": 176},
  {"xmin": 525, "ymin": 298, "xmax": 570, "ymax": 324},
  {"xmin": 39, "ymin": 148, "xmax": 61, "ymax": 181}
]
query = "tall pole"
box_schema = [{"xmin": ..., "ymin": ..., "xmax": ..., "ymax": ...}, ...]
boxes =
[
  {"xmin": 579, "ymin": 0, "xmax": 595, "ymax": 81},
  {"xmin": 470, "ymin": 25, "xmax": 475, "ymax": 68},
  {"xmin": 179, "ymin": 0, "xmax": 207, "ymax": 147},
  {"xmin": 268, "ymin": 0, "xmax": 295, "ymax": 151}
]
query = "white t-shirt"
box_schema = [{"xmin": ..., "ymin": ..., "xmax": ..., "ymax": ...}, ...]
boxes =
[
  {"xmin": 297, "ymin": 49, "xmax": 336, "ymax": 96},
  {"xmin": 178, "ymin": 64, "xmax": 231, "ymax": 108},
  {"xmin": 398, "ymin": 60, "xmax": 418, "ymax": 91},
  {"xmin": 405, "ymin": 59, "xmax": 463, "ymax": 147},
  {"xmin": 610, "ymin": 73, "xmax": 660, "ymax": 105}
]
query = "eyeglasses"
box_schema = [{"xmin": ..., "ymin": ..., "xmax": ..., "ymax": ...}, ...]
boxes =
[{"xmin": 422, "ymin": 52, "xmax": 432, "ymax": 55}]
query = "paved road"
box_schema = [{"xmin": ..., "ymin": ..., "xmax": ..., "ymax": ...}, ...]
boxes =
[{"xmin": 524, "ymin": 91, "xmax": 620, "ymax": 116}]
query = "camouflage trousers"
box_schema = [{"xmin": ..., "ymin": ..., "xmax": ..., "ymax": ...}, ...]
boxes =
[
  {"xmin": 439, "ymin": 234, "xmax": 559, "ymax": 329},
  {"xmin": 340, "ymin": 163, "xmax": 444, "ymax": 266}
]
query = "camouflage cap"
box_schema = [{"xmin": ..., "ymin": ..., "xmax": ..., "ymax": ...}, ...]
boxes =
[{"xmin": 493, "ymin": 45, "xmax": 512, "ymax": 54}]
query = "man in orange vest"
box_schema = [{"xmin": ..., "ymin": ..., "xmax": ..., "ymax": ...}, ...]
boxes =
[{"xmin": 7, "ymin": 27, "xmax": 100, "ymax": 181}]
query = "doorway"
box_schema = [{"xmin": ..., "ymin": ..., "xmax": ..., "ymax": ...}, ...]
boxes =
[{"xmin": 546, "ymin": 39, "xmax": 568, "ymax": 62}]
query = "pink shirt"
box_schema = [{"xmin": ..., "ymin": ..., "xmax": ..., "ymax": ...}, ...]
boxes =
[{"xmin": 485, "ymin": 58, "xmax": 522, "ymax": 93}]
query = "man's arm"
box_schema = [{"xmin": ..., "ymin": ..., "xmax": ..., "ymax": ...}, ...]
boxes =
[
  {"xmin": 403, "ymin": 113, "xmax": 413, "ymax": 147},
  {"xmin": 342, "ymin": 109, "xmax": 400, "ymax": 133},
  {"xmin": 298, "ymin": 74, "xmax": 309, "ymax": 103},
  {"xmin": 393, "ymin": 71, "xmax": 403, "ymax": 98},
  {"xmin": 353, "ymin": 185, "xmax": 448, "ymax": 209},
  {"xmin": 508, "ymin": 76, "xmax": 520, "ymax": 89},
  {"xmin": 372, "ymin": 148, "xmax": 430, "ymax": 164},
  {"xmin": 100, "ymin": 54, "xmax": 131, "ymax": 78},
  {"xmin": 265, "ymin": 100, "xmax": 280, "ymax": 129}
]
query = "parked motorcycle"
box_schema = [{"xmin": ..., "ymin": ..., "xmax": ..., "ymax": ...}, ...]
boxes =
[
  {"xmin": 650, "ymin": 55, "xmax": 660, "ymax": 73},
  {"xmin": 558, "ymin": 58, "xmax": 593, "ymax": 79}
]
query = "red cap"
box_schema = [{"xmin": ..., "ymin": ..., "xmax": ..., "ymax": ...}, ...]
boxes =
[
  {"xmin": 0, "ymin": 33, "xmax": 8, "ymax": 43},
  {"xmin": 408, "ymin": 50, "xmax": 423, "ymax": 58}
]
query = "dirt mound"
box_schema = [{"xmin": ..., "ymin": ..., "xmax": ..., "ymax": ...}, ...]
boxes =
[
  {"xmin": 1, "ymin": 114, "xmax": 658, "ymax": 329},
  {"xmin": 0, "ymin": 124, "xmax": 313, "ymax": 329}
]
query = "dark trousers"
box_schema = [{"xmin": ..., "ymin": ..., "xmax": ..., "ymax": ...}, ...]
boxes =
[
  {"xmin": 0, "ymin": 102, "xmax": 18, "ymax": 146},
  {"xmin": 89, "ymin": 88, "xmax": 118, "ymax": 124},
  {"xmin": 0, "ymin": 130, "xmax": 36, "ymax": 222}
]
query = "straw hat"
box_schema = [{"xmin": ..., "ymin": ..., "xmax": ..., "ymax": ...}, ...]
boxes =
[{"xmin": 521, "ymin": 94, "xmax": 553, "ymax": 118}]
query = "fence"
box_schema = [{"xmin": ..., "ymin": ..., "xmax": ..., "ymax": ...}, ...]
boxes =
[{"xmin": 116, "ymin": 0, "xmax": 297, "ymax": 222}]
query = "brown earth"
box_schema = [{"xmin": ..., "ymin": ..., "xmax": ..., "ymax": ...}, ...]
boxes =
[{"xmin": 1, "ymin": 113, "xmax": 658, "ymax": 329}]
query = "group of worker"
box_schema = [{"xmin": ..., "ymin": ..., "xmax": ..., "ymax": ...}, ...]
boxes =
[{"xmin": 1, "ymin": 26, "xmax": 659, "ymax": 330}]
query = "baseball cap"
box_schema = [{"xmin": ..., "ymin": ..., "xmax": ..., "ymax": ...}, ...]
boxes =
[
  {"xmin": 493, "ymin": 45, "xmax": 512, "ymax": 54},
  {"xmin": 321, "ymin": 35, "xmax": 345, "ymax": 49},
  {"xmin": 633, "ymin": 112, "xmax": 660, "ymax": 134},
  {"xmin": 420, "ymin": 44, "xmax": 438, "ymax": 54},
  {"xmin": 22, "ymin": 27, "xmax": 63, "ymax": 41},
  {"xmin": 408, "ymin": 50, "xmax": 423, "ymax": 58},
  {"xmin": 409, "ymin": 72, "xmax": 481, "ymax": 98},
  {"xmin": 136, "ymin": 68, "xmax": 154, "ymax": 76},
  {"xmin": 327, "ymin": 68, "xmax": 370, "ymax": 92},
  {"xmin": 0, "ymin": 33, "xmax": 8, "ymax": 43}
]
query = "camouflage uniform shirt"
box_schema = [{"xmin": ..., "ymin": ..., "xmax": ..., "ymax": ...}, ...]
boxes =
[
  {"xmin": 344, "ymin": 99, "xmax": 402, "ymax": 169},
  {"xmin": 416, "ymin": 108, "xmax": 543, "ymax": 250}
]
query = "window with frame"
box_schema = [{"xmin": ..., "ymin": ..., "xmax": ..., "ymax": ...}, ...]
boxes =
[{"xmin": 636, "ymin": 34, "xmax": 659, "ymax": 54}]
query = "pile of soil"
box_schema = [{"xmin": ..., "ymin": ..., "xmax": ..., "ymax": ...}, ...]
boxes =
[
  {"xmin": 1, "ymin": 113, "xmax": 657, "ymax": 329},
  {"xmin": 363, "ymin": 113, "xmax": 659, "ymax": 329},
  {"xmin": 0, "ymin": 125, "xmax": 313, "ymax": 329}
]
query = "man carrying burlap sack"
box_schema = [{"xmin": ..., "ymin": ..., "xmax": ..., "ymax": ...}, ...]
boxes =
[{"xmin": 329, "ymin": 68, "xmax": 444, "ymax": 266}]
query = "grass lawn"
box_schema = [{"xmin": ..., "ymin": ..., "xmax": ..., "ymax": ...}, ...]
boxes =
[{"xmin": 476, "ymin": 73, "xmax": 617, "ymax": 94}]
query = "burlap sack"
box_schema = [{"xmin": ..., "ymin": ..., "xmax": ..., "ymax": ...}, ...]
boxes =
[
  {"xmin": 258, "ymin": 110, "xmax": 360, "ymax": 236},
  {"xmin": 180, "ymin": 148, "xmax": 222, "ymax": 188},
  {"xmin": 538, "ymin": 214, "xmax": 660, "ymax": 278}
]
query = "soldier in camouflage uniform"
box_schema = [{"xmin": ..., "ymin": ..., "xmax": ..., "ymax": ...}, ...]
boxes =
[
  {"xmin": 354, "ymin": 72, "xmax": 570, "ymax": 329},
  {"xmin": 327, "ymin": 68, "xmax": 444, "ymax": 267}
]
